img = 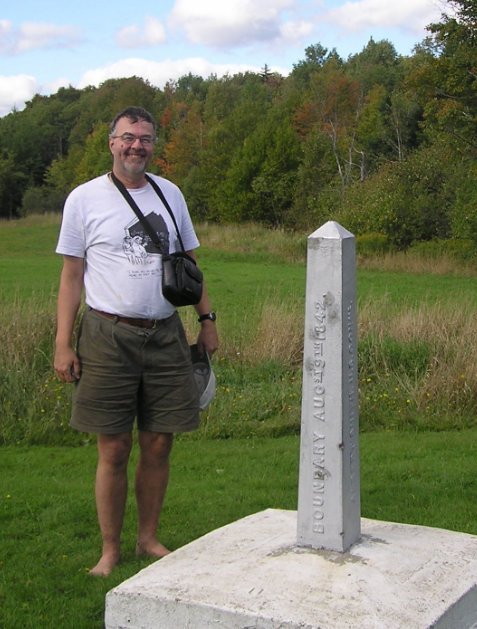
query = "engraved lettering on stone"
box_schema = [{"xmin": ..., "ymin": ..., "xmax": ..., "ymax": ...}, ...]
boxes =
[
  {"xmin": 346, "ymin": 300, "xmax": 358, "ymax": 503},
  {"xmin": 309, "ymin": 300, "xmax": 328, "ymax": 533},
  {"xmin": 312, "ymin": 434, "xmax": 326, "ymax": 533}
]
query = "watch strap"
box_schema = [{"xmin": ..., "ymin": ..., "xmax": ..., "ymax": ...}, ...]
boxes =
[{"xmin": 198, "ymin": 312, "xmax": 216, "ymax": 323}]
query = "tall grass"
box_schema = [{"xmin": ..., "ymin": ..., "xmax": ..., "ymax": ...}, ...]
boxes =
[
  {"xmin": 197, "ymin": 222, "xmax": 308, "ymax": 263},
  {"xmin": 0, "ymin": 294, "xmax": 80, "ymax": 446},
  {"xmin": 2, "ymin": 287, "xmax": 477, "ymax": 444},
  {"xmin": 181, "ymin": 294, "xmax": 303, "ymax": 365},
  {"xmin": 2, "ymin": 217, "xmax": 477, "ymax": 444},
  {"xmin": 358, "ymin": 295, "xmax": 477, "ymax": 430},
  {"xmin": 358, "ymin": 250, "xmax": 477, "ymax": 277}
]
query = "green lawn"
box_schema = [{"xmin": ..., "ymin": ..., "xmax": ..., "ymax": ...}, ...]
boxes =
[{"xmin": 1, "ymin": 430, "xmax": 477, "ymax": 628}]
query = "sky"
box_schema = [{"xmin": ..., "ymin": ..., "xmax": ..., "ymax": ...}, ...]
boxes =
[{"xmin": 0, "ymin": 0, "xmax": 444, "ymax": 118}]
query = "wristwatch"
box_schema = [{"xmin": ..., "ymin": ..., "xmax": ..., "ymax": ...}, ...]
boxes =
[{"xmin": 198, "ymin": 312, "xmax": 217, "ymax": 323}]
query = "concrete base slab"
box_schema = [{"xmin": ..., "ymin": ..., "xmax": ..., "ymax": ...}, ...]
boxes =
[{"xmin": 105, "ymin": 509, "xmax": 477, "ymax": 629}]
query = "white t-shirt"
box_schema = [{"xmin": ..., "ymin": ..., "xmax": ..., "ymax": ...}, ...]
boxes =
[{"xmin": 56, "ymin": 173, "xmax": 200, "ymax": 319}]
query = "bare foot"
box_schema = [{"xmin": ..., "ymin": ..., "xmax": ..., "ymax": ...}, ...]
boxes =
[
  {"xmin": 135, "ymin": 540, "xmax": 171, "ymax": 559},
  {"xmin": 88, "ymin": 551, "xmax": 120, "ymax": 577}
]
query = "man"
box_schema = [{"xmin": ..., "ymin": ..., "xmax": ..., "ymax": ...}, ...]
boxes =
[{"xmin": 54, "ymin": 106, "xmax": 218, "ymax": 577}]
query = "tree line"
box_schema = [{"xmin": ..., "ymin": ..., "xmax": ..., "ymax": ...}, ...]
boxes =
[{"xmin": 1, "ymin": 0, "xmax": 476, "ymax": 249}]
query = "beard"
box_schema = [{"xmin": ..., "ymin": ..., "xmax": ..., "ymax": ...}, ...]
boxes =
[{"xmin": 122, "ymin": 149, "xmax": 148, "ymax": 175}]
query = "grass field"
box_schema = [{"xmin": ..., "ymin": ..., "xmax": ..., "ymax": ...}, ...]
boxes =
[
  {"xmin": 2, "ymin": 215, "xmax": 477, "ymax": 443},
  {"xmin": 1, "ymin": 215, "xmax": 477, "ymax": 628},
  {"xmin": 2, "ymin": 429, "xmax": 477, "ymax": 629}
]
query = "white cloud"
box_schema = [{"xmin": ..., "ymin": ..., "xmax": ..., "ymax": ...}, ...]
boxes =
[
  {"xmin": 144, "ymin": 16, "xmax": 167, "ymax": 45},
  {"xmin": 0, "ymin": 20, "xmax": 82, "ymax": 54},
  {"xmin": 0, "ymin": 19, "xmax": 15, "ymax": 52},
  {"xmin": 279, "ymin": 20, "xmax": 313, "ymax": 43},
  {"xmin": 15, "ymin": 22, "xmax": 81, "ymax": 53},
  {"xmin": 0, "ymin": 74, "xmax": 39, "ymax": 117},
  {"xmin": 116, "ymin": 16, "xmax": 166, "ymax": 49},
  {"xmin": 325, "ymin": 0, "xmax": 442, "ymax": 35},
  {"xmin": 77, "ymin": 56, "xmax": 288, "ymax": 90},
  {"xmin": 169, "ymin": 0, "xmax": 310, "ymax": 47}
]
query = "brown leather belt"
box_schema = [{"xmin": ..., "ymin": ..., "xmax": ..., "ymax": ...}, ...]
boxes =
[{"xmin": 91, "ymin": 309, "xmax": 163, "ymax": 329}]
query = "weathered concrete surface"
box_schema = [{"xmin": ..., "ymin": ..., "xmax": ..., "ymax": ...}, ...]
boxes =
[
  {"xmin": 298, "ymin": 220, "xmax": 360, "ymax": 552},
  {"xmin": 105, "ymin": 509, "xmax": 477, "ymax": 628}
]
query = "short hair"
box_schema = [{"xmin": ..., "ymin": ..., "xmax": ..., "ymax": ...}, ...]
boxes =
[{"xmin": 109, "ymin": 107, "xmax": 157, "ymax": 136}]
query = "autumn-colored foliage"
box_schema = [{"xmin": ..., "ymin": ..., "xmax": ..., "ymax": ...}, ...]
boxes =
[{"xmin": 2, "ymin": 2, "xmax": 477, "ymax": 249}]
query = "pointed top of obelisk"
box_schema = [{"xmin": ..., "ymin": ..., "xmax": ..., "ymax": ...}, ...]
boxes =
[{"xmin": 308, "ymin": 221, "xmax": 354, "ymax": 241}]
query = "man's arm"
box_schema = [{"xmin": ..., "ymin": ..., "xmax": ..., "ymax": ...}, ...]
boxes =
[
  {"xmin": 54, "ymin": 255, "xmax": 85, "ymax": 383},
  {"xmin": 187, "ymin": 250, "xmax": 219, "ymax": 356}
]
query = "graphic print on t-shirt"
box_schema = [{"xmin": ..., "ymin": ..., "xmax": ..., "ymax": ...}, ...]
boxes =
[{"xmin": 122, "ymin": 212, "xmax": 170, "ymax": 265}]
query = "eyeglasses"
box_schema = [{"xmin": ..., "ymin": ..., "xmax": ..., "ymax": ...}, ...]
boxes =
[{"xmin": 111, "ymin": 133, "xmax": 156, "ymax": 146}]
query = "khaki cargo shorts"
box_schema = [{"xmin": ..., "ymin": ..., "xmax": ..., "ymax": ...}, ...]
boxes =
[{"xmin": 70, "ymin": 308, "xmax": 200, "ymax": 434}]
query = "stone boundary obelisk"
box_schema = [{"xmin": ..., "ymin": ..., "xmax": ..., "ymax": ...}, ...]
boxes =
[{"xmin": 297, "ymin": 220, "xmax": 360, "ymax": 552}]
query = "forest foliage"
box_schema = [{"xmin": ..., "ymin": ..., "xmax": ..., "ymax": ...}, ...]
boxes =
[{"xmin": 1, "ymin": 0, "xmax": 476, "ymax": 250}]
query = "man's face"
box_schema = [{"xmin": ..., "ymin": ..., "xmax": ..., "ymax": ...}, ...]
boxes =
[{"xmin": 109, "ymin": 117, "xmax": 155, "ymax": 178}]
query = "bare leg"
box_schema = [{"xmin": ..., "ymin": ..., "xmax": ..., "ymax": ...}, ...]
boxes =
[
  {"xmin": 135, "ymin": 431, "xmax": 173, "ymax": 558},
  {"xmin": 89, "ymin": 432, "xmax": 132, "ymax": 576}
]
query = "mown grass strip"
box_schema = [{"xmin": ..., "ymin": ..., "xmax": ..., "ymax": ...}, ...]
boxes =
[{"xmin": 1, "ymin": 430, "xmax": 477, "ymax": 628}]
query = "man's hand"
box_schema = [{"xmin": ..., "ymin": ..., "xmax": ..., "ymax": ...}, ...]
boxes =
[
  {"xmin": 54, "ymin": 345, "xmax": 81, "ymax": 383},
  {"xmin": 197, "ymin": 321, "xmax": 219, "ymax": 357}
]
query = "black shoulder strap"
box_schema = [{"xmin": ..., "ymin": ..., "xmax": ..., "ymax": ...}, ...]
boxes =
[{"xmin": 109, "ymin": 171, "xmax": 185, "ymax": 252}]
